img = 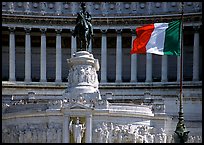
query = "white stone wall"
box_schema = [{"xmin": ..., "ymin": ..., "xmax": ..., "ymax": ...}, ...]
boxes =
[
  {"xmin": 2, "ymin": 106, "xmax": 202, "ymax": 143},
  {"xmin": 2, "ymin": 116, "xmax": 63, "ymax": 143}
]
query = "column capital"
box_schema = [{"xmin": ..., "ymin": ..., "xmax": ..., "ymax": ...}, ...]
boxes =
[
  {"xmin": 193, "ymin": 26, "xmax": 200, "ymax": 32},
  {"xmin": 115, "ymin": 29, "xmax": 122, "ymax": 34},
  {"xmin": 55, "ymin": 29, "xmax": 62, "ymax": 34},
  {"xmin": 24, "ymin": 27, "xmax": 31, "ymax": 34},
  {"xmin": 40, "ymin": 28, "xmax": 47, "ymax": 34},
  {"xmin": 8, "ymin": 27, "xmax": 15, "ymax": 32},
  {"xmin": 131, "ymin": 29, "xmax": 136, "ymax": 35},
  {"xmin": 70, "ymin": 29, "xmax": 74, "ymax": 32},
  {"xmin": 70, "ymin": 29, "xmax": 75, "ymax": 37},
  {"xmin": 86, "ymin": 114, "xmax": 92, "ymax": 118},
  {"xmin": 100, "ymin": 29, "xmax": 107, "ymax": 33}
]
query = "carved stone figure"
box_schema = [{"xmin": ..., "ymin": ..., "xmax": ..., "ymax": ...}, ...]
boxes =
[
  {"xmin": 160, "ymin": 128, "xmax": 167, "ymax": 143},
  {"xmin": 78, "ymin": 67, "xmax": 85, "ymax": 83},
  {"xmin": 108, "ymin": 123, "xmax": 114, "ymax": 143},
  {"xmin": 135, "ymin": 127, "xmax": 144, "ymax": 143},
  {"xmin": 93, "ymin": 123, "xmax": 166, "ymax": 143},
  {"xmin": 94, "ymin": 127, "xmax": 104, "ymax": 143},
  {"xmin": 70, "ymin": 117, "xmax": 86, "ymax": 143},
  {"xmin": 101, "ymin": 122, "xmax": 109, "ymax": 143}
]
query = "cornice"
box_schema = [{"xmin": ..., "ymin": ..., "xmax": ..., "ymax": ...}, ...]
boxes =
[{"xmin": 2, "ymin": 13, "xmax": 202, "ymax": 29}]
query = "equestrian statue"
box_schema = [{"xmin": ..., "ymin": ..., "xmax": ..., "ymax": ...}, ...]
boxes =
[{"xmin": 72, "ymin": 2, "xmax": 94, "ymax": 51}]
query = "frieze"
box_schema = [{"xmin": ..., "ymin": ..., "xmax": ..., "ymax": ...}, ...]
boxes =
[
  {"xmin": 67, "ymin": 65, "xmax": 98, "ymax": 88},
  {"xmin": 2, "ymin": 123, "xmax": 62, "ymax": 143},
  {"xmin": 93, "ymin": 122, "xmax": 168, "ymax": 143},
  {"xmin": 2, "ymin": 2, "xmax": 202, "ymax": 18},
  {"xmin": 2, "ymin": 13, "xmax": 202, "ymax": 29},
  {"xmin": 48, "ymin": 100, "xmax": 63, "ymax": 109}
]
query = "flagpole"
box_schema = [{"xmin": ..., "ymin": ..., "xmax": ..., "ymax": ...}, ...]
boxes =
[{"xmin": 174, "ymin": 2, "xmax": 189, "ymax": 143}]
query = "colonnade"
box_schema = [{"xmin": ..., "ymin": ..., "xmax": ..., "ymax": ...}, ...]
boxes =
[{"xmin": 7, "ymin": 26, "xmax": 200, "ymax": 83}]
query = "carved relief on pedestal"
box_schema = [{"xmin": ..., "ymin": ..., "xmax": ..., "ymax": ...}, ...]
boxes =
[
  {"xmin": 63, "ymin": 51, "xmax": 101, "ymax": 106},
  {"xmin": 68, "ymin": 65, "xmax": 98, "ymax": 87}
]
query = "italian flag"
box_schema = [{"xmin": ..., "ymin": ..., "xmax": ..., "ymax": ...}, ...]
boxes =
[{"xmin": 130, "ymin": 20, "xmax": 181, "ymax": 56}]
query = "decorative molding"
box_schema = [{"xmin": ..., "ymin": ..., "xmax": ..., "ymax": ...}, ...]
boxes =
[
  {"xmin": 93, "ymin": 122, "xmax": 168, "ymax": 143},
  {"xmin": 55, "ymin": 29, "xmax": 62, "ymax": 34},
  {"xmin": 115, "ymin": 29, "xmax": 122, "ymax": 34},
  {"xmin": 24, "ymin": 27, "xmax": 31, "ymax": 34},
  {"xmin": 193, "ymin": 26, "xmax": 200, "ymax": 32},
  {"xmin": 2, "ymin": 12, "xmax": 202, "ymax": 29},
  {"xmin": 131, "ymin": 29, "xmax": 136, "ymax": 35},
  {"xmin": 8, "ymin": 27, "xmax": 15, "ymax": 32},
  {"xmin": 68, "ymin": 65, "xmax": 98, "ymax": 87},
  {"xmin": 2, "ymin": 2, "xmax": 202, "ymax": 18},
  {"xmin": 101, "ymin": 29, "xmax": 107, "ymax": 33},
  {"xmin": 2, "ymin": 123, "xmax": 62, "ymax": 143},
  {"xmin": 40, "ymin": 28, "xmax": 47, "ymax": 34}
]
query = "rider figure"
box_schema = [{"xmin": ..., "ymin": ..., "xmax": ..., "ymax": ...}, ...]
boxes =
[{"xmin": 73, "ymin": 2, "xmax": 94, "ymax": 37}]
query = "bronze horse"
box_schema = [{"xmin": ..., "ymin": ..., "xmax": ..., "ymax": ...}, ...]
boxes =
[{"xmin": 73, "ymin": 12, "xmax": 91, "ymax": 51}]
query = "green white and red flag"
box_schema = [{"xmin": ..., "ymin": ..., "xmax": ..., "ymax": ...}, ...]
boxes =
[{"xmin": 130, "ymin": 20, "xmax": 181, "ymax": 56}]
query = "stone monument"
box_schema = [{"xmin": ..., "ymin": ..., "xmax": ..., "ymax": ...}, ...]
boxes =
[
  {"xmin": 61, "ymin": 50, "xmax": 102, "ymax": 143},
  {"xmin": 63, "ymin": 51, "xmax": 101, "ymax": 107}
]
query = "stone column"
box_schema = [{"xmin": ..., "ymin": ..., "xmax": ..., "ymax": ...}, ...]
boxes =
[
  {"xmin": 9, "ymin": 27, "xmax": 16, "ymax": 81},
  {"xmin": 101, "ymin": 29, "xmax": 107, "ymax": 83},
  {"xmin": 63, "ymin": 116, "xmax": 70, "ymax": 143},
  {"xmin": 131, "ymin": 29, "xmax": 137, "ymax": 82},
  {"xmin": 146, "ymin": 53, "xmax": 152, "ymax": 82},
  {"xmin": 55, "ymin": 29, "xmax": 62, "ymax": 82},
  {"xmin": 40, "ymin": 28, "xmax": 47, "ymax": 82},
  {"xmin": 161, "ymin": 55, "xmax": 168, "ymax": 82},
  {"xmin": 193, "ymin": 26, "xmax": 200, "ymax": 81},
  {"xmin": 24, "ymin": 28, "xmax": 32, "ymax": 82},
  {"xmin": 85, "ymin": 114, "xmax": 92, "ymax": 143},
  {"xmin": 71, "ymin": 29, "xmax": 77, "ymax": 57},
  {"xmin": 88, "ymin": 39, "xmax": 92, "ymax": 53},
  {"xmin": 116, "ymin": 29, "xmax": 122, "ymax": 82}
]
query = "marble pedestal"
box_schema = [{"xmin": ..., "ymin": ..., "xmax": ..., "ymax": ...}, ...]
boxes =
[{"xmin": 63, "ymin": 51, "xmax": 101, "ymax": 105}]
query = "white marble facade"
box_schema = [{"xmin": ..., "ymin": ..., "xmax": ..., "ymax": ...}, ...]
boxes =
[
  {"xmin": 2, "ymin": 2, "xmax": 202, "ymax": 143},
  {"xmin": 2, "ymin": 109, "xmax": 202, "ymax": 143},
  {"xmin": 2, "ymin": 51, "xmax": 201, "ymax": 143}
]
